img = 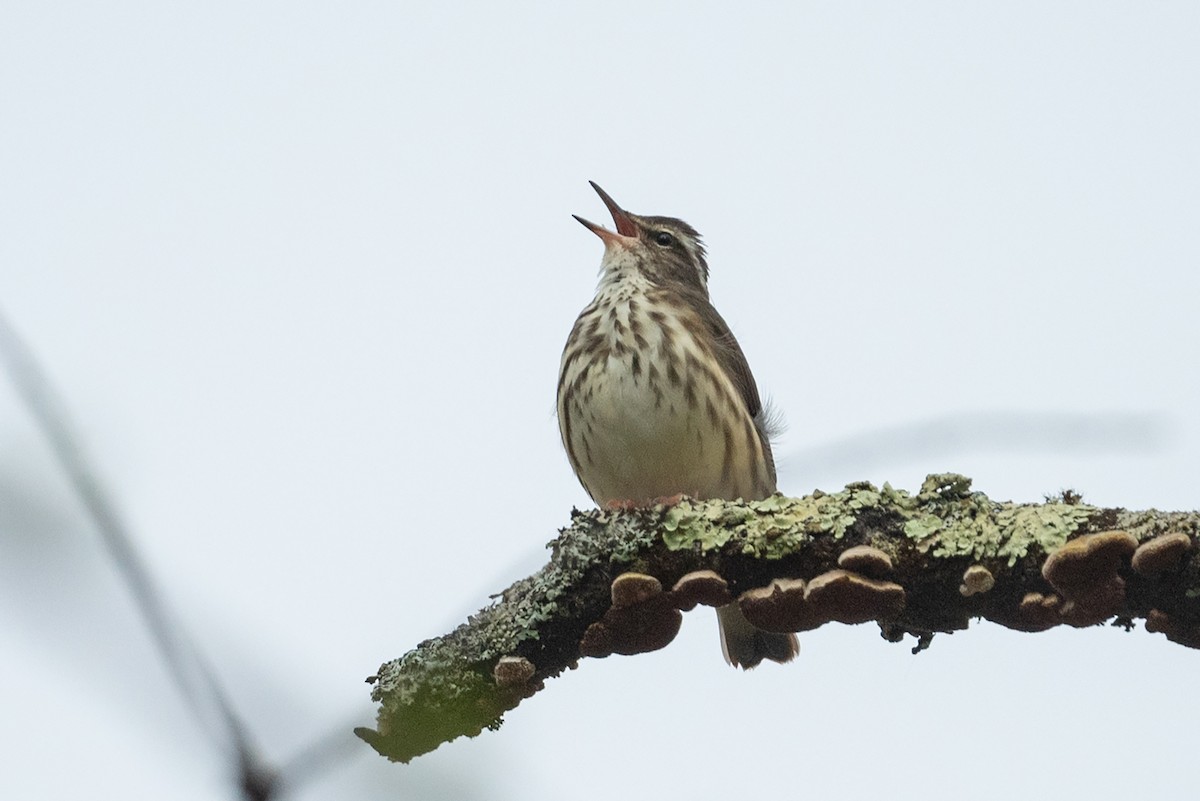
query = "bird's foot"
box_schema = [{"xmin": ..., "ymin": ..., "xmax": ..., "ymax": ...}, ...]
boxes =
[
  {"xmin": 602, "ymin": 493, "xmax": 686, "ymax": 511},
  {"xmin": 603, "ymin": 498, "xmax": 642, "ymax": 511}
]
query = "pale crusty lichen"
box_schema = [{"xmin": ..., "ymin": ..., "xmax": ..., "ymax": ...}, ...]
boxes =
[
  {"xmin": 661, "ymin": 481, "xmax": 892, "ymax": 558},
  {"xmin": 662, "ymin": 474, "xmax": 1098, "ymax": 566},
  {"xmin": 1114, "ymin": 508, "xmax": 1200, "ymax": 543},
  {"xmin": 896, "ymin": 474, "xmax": 1096, "ymax": 565}
]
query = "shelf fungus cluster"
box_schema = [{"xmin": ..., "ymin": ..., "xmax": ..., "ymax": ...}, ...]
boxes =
[
  {"xmin": 740, "ymin": 567, "xmax": 905, "ymax": 632},
  {"xmin": 1005, "ymin": 529, "xmax": 1197, "ymax": 638},
  {"xmin": 578, "ymin": 529, "xmax": 1200, "ymax": 661},
  {"xmin": 580, "ymin": 546, "xmax": 907, "ymax": 658},
  {"xmin": 1041, "ymin": 530, "xmax": 1137, "ymax": 627},
  {"xmin": 580, "ymin": 571, "xmax": 722, "ymax": 658},
  {"xmin": 1133, "ymin": 532, "xmax": 1198, "ymax": 648},
  {"xmin": 1012, "ymin": 530, "xmax": 1140, "ymax": 631},
  {"xmin": 1131, "ymin": 532, "xmax": 1192, "ymax": 577}
]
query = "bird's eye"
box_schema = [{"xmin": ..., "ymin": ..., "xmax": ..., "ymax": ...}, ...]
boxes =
[{"xmin": 654, "ymin": 231, "xmax": 675, "ymax": 247}]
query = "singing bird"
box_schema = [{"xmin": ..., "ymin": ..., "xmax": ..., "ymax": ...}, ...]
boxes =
[{"xmin": 557, "ymin": 182, "xmax": 798, "ymax": 668}]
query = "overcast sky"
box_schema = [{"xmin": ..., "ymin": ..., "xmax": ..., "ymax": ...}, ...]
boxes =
[{"xmin": 3, "ymin": 3, "xmax": 1199, "ymax": 800}]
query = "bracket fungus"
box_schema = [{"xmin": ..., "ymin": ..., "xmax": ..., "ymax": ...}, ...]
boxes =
[
  {"xmin": 1131, "ymin": 532, "xmax": 1193, "ymax": 577},
  {"xmin": 1059, "ymin": 578, "xmax": 1128, "ymax": 627},
  {"xmin": 739, "ymin": 578, "xmax": 815, "ymax": 633},
  {"xmin": 1041, "ymin": 530, "xmax": 1137, "ymax": 628},
  {"xmin": 1042, "ymin": 530, "xmax": 1137, "ymax": 597},
  {"xmin": 805, "ymin": 569, "xmax": 906, "ymax": 625},
  {"xmin": 580, "ymin": 572, "xmax": 682, "ymax": 658},
  {"xmin": 837, "ymin": 545, "xmax": 894, "ymax": 579},
  {"xmin": 959, "ymin": 565, "xmax": 995, "ymax": 597},
  {"xmin": 670, "ymin": 570, "xmax": 732, "ymax": 611},
  {"xmin": 739, "ymin": 570, "xmax": 906, "ymax": 633},
  {"xmin": 1145, "ymin": 609, "xmax": 1200, "ymax": 649},
  {"xmin": 1015, "ymin": 592, "xmax": 1063, "ymax": 632},
  {"xmin": 492, "ymin": 656, "xmax": 537, "ymax": 688},
  {"xmin": 611, "ymin": 572, "xmax": 664, "ymax": 608}
]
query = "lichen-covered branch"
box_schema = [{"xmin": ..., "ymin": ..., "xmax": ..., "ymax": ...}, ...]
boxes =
[{"xmin": 355, "ymin": 474, "xmax": 1200, "ymax": 763}]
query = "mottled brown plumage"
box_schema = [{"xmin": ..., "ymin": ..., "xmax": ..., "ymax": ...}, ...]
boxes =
[{"xmin": 557, "ymin": 182, "xmax": 798, "ymax": 668}]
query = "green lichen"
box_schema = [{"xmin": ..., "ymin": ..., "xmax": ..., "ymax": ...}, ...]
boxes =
[
  {"xmin": 356, "ymin": 648, "xmax": 509, "ymax": 763},
  {"xmin": 661, "ymin": 487, "xmax": 884, "ymax": 559},
  {"xmin": 894, "ymin": 473, "xmax": 1097, "ymax": 564},
  {"xmin": 994, "ymin": 504, "xmax": 1097, "ymax": 564},
  {"xmin": 1115, "ymin": 508, "xmax": 1200, "ymax": 543},
  {"xmin": 659, "ymin": 477, "xmax": 1100, "ymax": 564},
  {"xmin": 904, "ymin": 515, "xmax": 943, "ymax": 542},
  {"xmin": 661, "ymin": 499, "xmax": 741, "ymax": 550}
]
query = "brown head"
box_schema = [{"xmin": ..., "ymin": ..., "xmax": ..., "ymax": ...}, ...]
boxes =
[{"xmin": 574, "ymin": 182, "xmax": 709, "ymax": 292}]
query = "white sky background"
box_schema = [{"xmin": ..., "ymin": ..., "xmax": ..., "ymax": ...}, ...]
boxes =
[{"xmin": 2, "ymin": 3, "xmax": 1199, "ymax": 799}]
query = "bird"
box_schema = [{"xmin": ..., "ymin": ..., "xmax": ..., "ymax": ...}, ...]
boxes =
[{"xmin": 557, "ymin": 181, "xmax": 798, "ymax": 669}]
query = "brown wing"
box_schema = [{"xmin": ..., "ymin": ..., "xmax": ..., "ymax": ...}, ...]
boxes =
[{"xmin": 675, "ymin": 284, "xmax": 778, "ymax": 491}]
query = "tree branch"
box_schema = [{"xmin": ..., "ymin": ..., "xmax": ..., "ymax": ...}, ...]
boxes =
[{"xmin": 355, "ymin": 474, "xmax": 1200, "ymax": 763}]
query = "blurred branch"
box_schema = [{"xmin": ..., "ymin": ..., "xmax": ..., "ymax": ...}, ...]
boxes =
[
  {"xmin": 1, "ymin": 308, "xmax": 463, "ymax": 798},
  {"xmin": 0, "ymin": 310, "xmax": 274, "ymax": 799},
  {"xmin": 358, "ymin": 474, "xmax": 1200, "ymax": 763}
]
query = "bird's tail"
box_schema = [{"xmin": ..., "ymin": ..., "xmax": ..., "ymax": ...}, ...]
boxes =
[{"xmin": 716, "ymin": 602, "xmax": 799, "ymax": 669}]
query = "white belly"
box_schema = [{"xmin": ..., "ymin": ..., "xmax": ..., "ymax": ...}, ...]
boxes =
[
  {"xmin": 579, "ymin": 353, "xmax": 729, "ymax": 502},
  {"xmin": 558, "ymin": 288, "xmax": 769, "ymax": 504}
]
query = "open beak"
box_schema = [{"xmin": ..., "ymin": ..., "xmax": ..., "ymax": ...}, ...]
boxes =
[{"xmin": 574, "ymin": 181, "xmax": 639, "ymax": 244}]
